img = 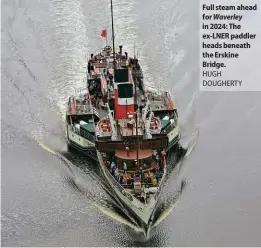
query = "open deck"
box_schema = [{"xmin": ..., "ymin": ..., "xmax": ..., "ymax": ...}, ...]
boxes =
[
  {"xmin": 147, "ymin": 91, "xmax": 175, "ymax": 111},
  {"xmin": 67, "ymin": 96, "xmax": 101, "ymax": 118},
  {"xmin": 101, "ymin": 149, "xmax": 165, "ymax": 191},
  {"xmin": 67, "ymin": 102, "xmax": 94, "ymax": 115},
  {"xmin": 118, "ymin": 119, "xmax": 144, "ymax": 137}
]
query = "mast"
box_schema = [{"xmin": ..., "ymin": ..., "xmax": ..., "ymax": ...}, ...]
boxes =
[
  {"xmin": 110, "ymin": 0, "xmax": 116, "ymax": 67},
  {"xmin": 134, "ymin": 78, "xmax": 139, "ymax": 170}
]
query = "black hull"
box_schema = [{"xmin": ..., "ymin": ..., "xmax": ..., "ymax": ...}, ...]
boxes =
[
  {"xmin": 166, "ymin": 133, "xmax": 181, "ymax": 152},
  {"xmin": 97, "ymin": 154, "xmax": 160, "ymax": 227}
]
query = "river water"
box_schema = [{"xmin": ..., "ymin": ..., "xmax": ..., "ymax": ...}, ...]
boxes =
[{"xmin": 1, "ymin": 0, "xmax": 261, "ymax": 246}]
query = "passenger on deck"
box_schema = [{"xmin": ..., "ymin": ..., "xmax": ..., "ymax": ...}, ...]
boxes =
[
  {"xmin": 155, "ymin": 154, "xmax": 161, "ymax": 166},
  {"xmin": 122, "ymin": 177, "xmax": 127, "ymax": 185},
  {"xmin": 139, "ymin": 105, "xmax": 143, "ymax": 114},
  {"xmin": 104, "ymin": 160, "xmax": 108, "ymax": 167},
  {"xmin": 113, "ymin": 60, "xmax": 117, "ymax": 67},
  {"xmin": 123, "ymin": 162, "xmax": 127, "ymax": 173},
  {"xmin": 152, "ymin": 177, "xmax": 157, "ymax": 186},
  {"xmin": 109, "ymin": 74, "xmax": 113, "ymax": 82},
  {"xmin": 114, "ymin": 167, "xmax": 120, "ymax": 181},
  {"xmin": 96, "ymin": 98, "xmax": 100, "ymax": 109},
  {"xmin": 110, "ymin": 161, "xmax": 115, "ymax": 174},
  {"xmin": 155, "ymin": 170, "xmax": 160, "ymax": 181},
  {"xmin": 119, "ymin": 175, "xmax": 123, "ymax": 185},
  {"xmin": 90, "ymin": 97, "xmax": 96, "ymax": 105},
  {"xmin": 154, "ymin": 163, "xmax": 160, "ymax": 171},
  {"xmin": 112, "ymin": 166, "xmax": 116, "ymax": 176}
]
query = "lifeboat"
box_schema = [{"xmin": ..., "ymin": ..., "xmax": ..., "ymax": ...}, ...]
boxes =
[
  {"xmin": 96, "ymin": 119, "xmax": 112, "ymax": 137},
  {"xmin": 148, "ymin": 117, "xmax": 162, "ymax": 134}
]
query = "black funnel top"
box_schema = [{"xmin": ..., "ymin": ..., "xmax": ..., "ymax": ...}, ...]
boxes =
[{"xmin": 114, "ymin": 68, "xmax": 129, "ymax": 83}]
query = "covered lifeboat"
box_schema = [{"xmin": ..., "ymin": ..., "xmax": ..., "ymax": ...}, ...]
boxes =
[
  {"xmin": 146, "ymin": 116, "xmax": 162, "ymax": 134},
  {"xmin": 96, "ymin": 119, "xmax": 112, "ymax": 137}
]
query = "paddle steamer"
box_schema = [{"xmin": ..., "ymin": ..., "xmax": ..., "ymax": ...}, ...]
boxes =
[{"xmin": 66, "ymin": 0, "xmax": 181, "ymax": 225}]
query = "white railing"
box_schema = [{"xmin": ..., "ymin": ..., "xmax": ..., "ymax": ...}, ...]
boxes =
[
  {"xmin": 142, "ymin": 100, "xmax": 150, "ymax": 122},
  {"xmin": 149, "ymin": 128, "xmax": 161, "ymax": 135},
  {"xmin": 105, "ymin": 103, "xmax": 117, "ymax": 140},
  {"xmin": 92, "ymin": 105, "xmax": 100, "ymax": 118},
  {"xmin": 96, "ymin": 131, "xmax": 112, "ymax": 137},
  {"xmin": 145, "ymin": 111, "xmax": 153, "ymax": 139}
]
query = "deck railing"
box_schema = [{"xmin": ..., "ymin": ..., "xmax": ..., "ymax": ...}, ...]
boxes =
[
  {"xmin": 69, "ymin": 125, "xmax": 96, "ymax": 142},
  {"xmin": 97, "ymin": 152, "xmax": 134, "ymax": 201},
  {"xmin": 92, "ymin": 105, "xmax": 100, "ymax": 118}
]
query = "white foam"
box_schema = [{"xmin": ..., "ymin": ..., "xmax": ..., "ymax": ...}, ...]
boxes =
[{"xmin": 49, "ymin": 0, "xmax": 88, "ymax": 116}]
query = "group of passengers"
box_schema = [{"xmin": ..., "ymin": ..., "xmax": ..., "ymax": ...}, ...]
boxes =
[
  {"xmin": 89, "ymin": 53, "xmax": 106, "ymax": 64},
  {"xmin": 88, "ymin": 92, "xmax": 102, "ymax": 110},
  {"xmin": 104, "ymin": 158, "xmax": 141, "ymax": 186},
  {"xmin": 103, "ymin": 69, "xmax": 114, "ymax": 93},
  {"xmin": 102, "ymin": 149, "xmax": 164, "ymax": 187},
  {"xmin": 104, "ymin": 160, "xmax": 128, "ymax": 185},
  {"xmin": 128, "ymin": 58, "xmax": 141, "ymax": 70},
  {"xmin": 87, "ymin": 53, "xmax": 107, "ymax": 74},
  {"xmin": 153, "ymin": 150, "xmax": 163, "ymax": 180}
]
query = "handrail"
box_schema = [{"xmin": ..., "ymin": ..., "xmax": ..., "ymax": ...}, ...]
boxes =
[
  {"xmin": 92, "ymin": 105, "xmax": 100, "ymax": 118},
  {"xmin": 145, "ymin": 111, "xmax": 153, "ymax": 139},
  {"xmin": 105, "ymin": 103, "xmax": 117, "ymax": 140},
  {"xmin": 96, "ymin": 131, "xmax": 112, "ymax": 137}
]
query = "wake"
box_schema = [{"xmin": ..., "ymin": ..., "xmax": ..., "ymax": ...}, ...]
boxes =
[{"xmin": 49, "ymin": 0, "xmax": 88, "ymax": 116}]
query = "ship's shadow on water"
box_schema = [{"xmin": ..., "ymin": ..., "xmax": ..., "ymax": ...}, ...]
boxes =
[{"xmin": 60, "ymin": 144, "xmax": 188, "ymax": 241}]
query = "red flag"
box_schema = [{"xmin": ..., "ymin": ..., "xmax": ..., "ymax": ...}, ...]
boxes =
[{"xmin": 101, "ymin": 29, "xmax": 107, "ymax": 38}]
